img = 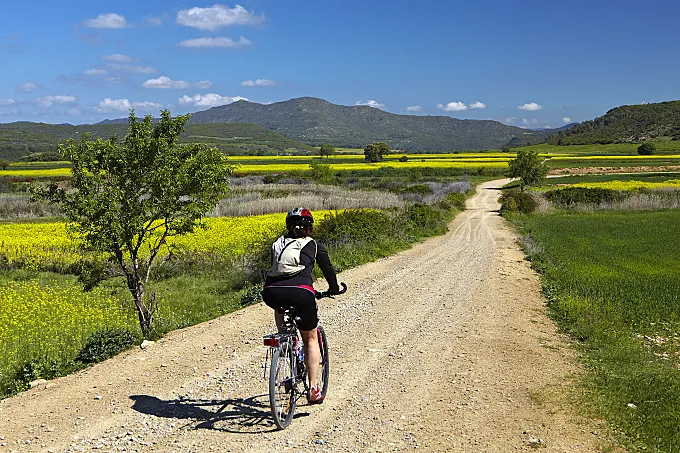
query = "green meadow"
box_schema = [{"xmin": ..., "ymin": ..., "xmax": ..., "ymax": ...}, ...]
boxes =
[{"xmin": 513, "ymin": 210, "xmax": 680, "ymax": 452}]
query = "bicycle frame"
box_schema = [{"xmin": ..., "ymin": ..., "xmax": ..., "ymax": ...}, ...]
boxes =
[{"xmin": 263, "ymin": 312, "xmax": 306, "ymax": 392}]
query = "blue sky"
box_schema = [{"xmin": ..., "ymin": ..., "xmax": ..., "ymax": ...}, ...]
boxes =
[{"xmin": 1, "ymin": 0, "xmax": 679, "ymax": 128}]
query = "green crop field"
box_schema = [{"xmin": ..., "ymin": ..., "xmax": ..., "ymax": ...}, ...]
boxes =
[
  {"xmin": 516, "ymin": 140, "xmax": 680, "ymax": 155},
  {"xmin": 513, "ymin": 210, "xmax": 680, "ymax": 452}
]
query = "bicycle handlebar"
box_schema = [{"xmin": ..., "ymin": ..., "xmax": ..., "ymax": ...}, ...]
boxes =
[{"xmin": 316, "ymin": 282, "xmax": 347, "ymax": 300}]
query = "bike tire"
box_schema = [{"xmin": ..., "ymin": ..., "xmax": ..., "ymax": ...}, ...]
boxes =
[
  {"xmin": 317, "ymin": 325, "xmax": 330, "ymax": 398},
  {"xmin": 269, "ymin": 341, "xmax": 296, "ymax": 429}
]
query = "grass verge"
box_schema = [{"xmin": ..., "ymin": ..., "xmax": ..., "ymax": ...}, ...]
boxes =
[{"xmin": 509, "ymin": 210, "xmax": 680, "ymax": 452}]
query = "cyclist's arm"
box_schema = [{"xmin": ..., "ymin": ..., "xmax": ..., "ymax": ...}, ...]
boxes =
[{"xmin": 314, "ymin": 241, "xmax": 340, "ymax": 293}]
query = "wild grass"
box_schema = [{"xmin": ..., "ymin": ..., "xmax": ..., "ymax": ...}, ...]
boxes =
[
  {"xmin": 569, "ymin": 190, "xmax": 680, "ymax": 212},
  {"xmin": 512, "ymin": 210, "xmax": 680, "ymax": 452},
  {"xmin": 210, "ymin": 183, "xmax": 404, "ymax": 217},
  {"xmin": 0, "ymin": 193, "xmax": 62, "ymax": 219}
]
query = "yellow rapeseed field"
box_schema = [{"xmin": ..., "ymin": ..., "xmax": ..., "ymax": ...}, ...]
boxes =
[
  {"xmin": 0, "ymin": 211, "xmax": 336, "ymax": 272},
  {"xmin": 572, "ymin": 180, "xmax": 680, "ymax": 191},
  {"xmin": 0, "ymin": 211, "xmax": 339, "ymax": 387},
  {"xmin": 0, "ymin": 280, "xmax": 134, "ymax": 381},
  {"xmin": 0, "ymin": 168, "xmax": 73, "ymax": 178},
  {"xmin": 0, "ymin": 157, "xmax": 512, "ymax": 179}
]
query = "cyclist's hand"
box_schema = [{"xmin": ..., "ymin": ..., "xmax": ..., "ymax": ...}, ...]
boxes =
[{"xmin": 327, "ymin": 285, "xmax": 340, "ymax": 295}]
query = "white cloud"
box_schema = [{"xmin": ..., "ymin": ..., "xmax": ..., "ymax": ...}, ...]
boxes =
[
  {"xmin": 406, "ymin": 105, "xmax": 422, "ymax": 112},
  {"xmin": 106, "ymin": 63, "xmax": 158, "ymax": 74},
  {"xmin": 141, "ymin": 76, "xmax": 212, "ymax": 89},
  {"xmin": 67, "ymin": 108, "xmax": 81, "ymax": 116},
  {"xmin": 0, "ymin": 98, "xmax": 16, "ymax": 106},
  {"xmin": 95, "ymin": 98, "xmax": 131, "ymax": 112},
  {"xmin": 562, "ymin": 117, "xmax": 572, "ymax": 123},
  {"xmin": 17, "ymin": 82, "xmax": 40, "ymax": 92},
  {"xmin": 176, "ymin": 4, "xmax": 264, "ymax": 30},
  {"xmin": 146, "ymin": 15, "xmax": 165, "ymax": 26},
  {"xmin": 36, "ymin": 95, "xmax": 77, "ymax": 107},
  {"xmin": 355, "ymin": 100, "xmax": 384, "ymax": 109},
  {"xmin": 241, "ymin": 79, "xmax": 275, "ymax": 87},
  {"xmin": 503, "ymin": 117, "xmax": 517, "ymax": 124},
  {"xmin": 179, "ymin": 36, "xmax": 252, "ymax": 48},
  {"xmin": 84, "ymin": 68, "xmax": 107, "ymax": 75},
  {"xmin": 521, "ymin": 118, "xmax": 539, "ymax": 126},
  {"xmin": 179, "ymin": 93, "xmax": 248, "ymax": 108},
  {"xmin": 102, "ymin": 54, "xmax": 136, "ymax": 62},
  {"xmin": 437, "ymin": 101, "xmax": 467, "ymax": 112},
  {"xmin": 469, "ymin": 101, "xmax": 486, "ymax": 109},
  {"xmin": 95, "ymin": 98, "xmax": 162, "ymax": 113},
  {"xmin": 132, "ymin": 101, "xmax": 162, "ymax": 110},
  {"xmin": 84, "ymin": 13, "xmax": 129, "ymax": 29},
  {"xmin": 517, "ymin": 102, "xmax": 542, "ymax": 111}
]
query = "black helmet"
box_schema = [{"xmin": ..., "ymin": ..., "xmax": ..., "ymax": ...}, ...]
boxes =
[{"xmin": 286, "ymin": 207, "xmax": 314, "ymax": 229}]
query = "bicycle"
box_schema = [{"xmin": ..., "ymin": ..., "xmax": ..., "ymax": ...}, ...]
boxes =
[{"xmin": 262, "ymin": 282, "xmax": 347, "ymax": 429}]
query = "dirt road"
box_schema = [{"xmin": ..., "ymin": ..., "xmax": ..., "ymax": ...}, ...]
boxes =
[{"xmin": 0, "ymin": 180, "xmax": 609, "ymax": 452}]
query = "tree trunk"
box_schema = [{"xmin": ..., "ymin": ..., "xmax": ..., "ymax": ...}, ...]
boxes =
[{"xmin": 127, "ymin": 275, "xmax": 153, "ymax": 339}]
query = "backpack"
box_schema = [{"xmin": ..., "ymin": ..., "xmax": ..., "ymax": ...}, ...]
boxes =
[{"xmin": 267, "ymin": 236, "xmax": 316, "ymax": 278}]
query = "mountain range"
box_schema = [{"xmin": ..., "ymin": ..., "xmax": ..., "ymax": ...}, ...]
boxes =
[
  {"xmin": 550, "ymin": 100, "xmax": 680, "ymax": 145},
  {"xmin": 185, "ymin": 97, "xmax": 534, "ymax": 151},
  {"xmin": 1, "ymin": 96, "xmax": 577, "ymax": 160}
]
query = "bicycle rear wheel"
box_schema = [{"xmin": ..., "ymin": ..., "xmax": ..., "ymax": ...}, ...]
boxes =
[
  {"xmin": 317, "ymin": 325, "xmax": 330, "ymax": 398},
  {"xmin": 269, "ymin": 340, "xmax": 296, "ymax": 429}
]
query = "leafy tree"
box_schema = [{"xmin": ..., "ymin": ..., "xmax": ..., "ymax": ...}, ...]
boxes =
[
  {"xmin": 0, "ymin": 158, "xmax": 9, "ymax": 170},
  {"xmin": 399, "ymin": 155, "xmax": 408, "ymax": 162},
  {"xmin": 364, "ymin": 142, "xmax": 390, "ymax": 163},
  {"xmin": 637, "ymin": 142, "xmax": 656, "ymax": 155},
  {"xmin": 319, "ymin": 143, "xmax": 335, "ymax": 158},
  {"xmin": 33, "ymin": 111, "xmax": 233, "ymax": 338},
  {"xmin": 309, "ymin": 161, "xmax": 333, "ymax": 183},
  {"xmin": 507, "ymin": 149, "xmax": 549, "ymax": 189}
]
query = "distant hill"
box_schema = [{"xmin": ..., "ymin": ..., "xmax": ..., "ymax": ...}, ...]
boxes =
[
  {"xmin": 549, "ymin": 100, "xmax": 680, "ymax": 145},
  {"xmin": 187, "ymin": 97, "xmax": 528, "ymax": 151},
  {"xmin": 0, "ymin": 122, "xmax": 312, "ymax": 161},
  {"xmin": 506, "ymin": 123, "xmax": 577, "ymax": 148}
]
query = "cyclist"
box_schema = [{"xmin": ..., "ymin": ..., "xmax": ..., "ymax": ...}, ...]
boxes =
[{"xmin": 261, "ymin": 207, "xmax": 340, "ymax": 404}]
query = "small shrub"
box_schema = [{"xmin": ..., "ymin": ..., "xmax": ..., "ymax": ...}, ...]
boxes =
[
  {"xmin": 74, "ymin": 328, "xmax": 139, "ymax": 365},
  {"xmin": 308, "ymin": 162, "xmax": 333, "ymax": 183},
  {"xmin": 402, "ymin": 184, "xmax": 432, "ymax": 195},
  {"xmin": 500, "ymin": 190, "xmax": 538, "ymax": 214},
  {"xmin": 544, "ymin": 187, "xmax": 626, "ymax": 206},
  {"xmin": 637, "ymin": 142, "xmax": 656, "ymax": 155},
  {"xmin": 240, "ymin": 283, "xmax": 263, "ymax": 307},
  {"xmin": 314, "ymin": 209, "xmax": 391, "ymax": 247},
  {"xmin": 17, "ymin": 358, "xmax": 62, "ymax": 382},
  {"xmin": 399, "ymin": 155, "xmax": 408, "ymax": 162},
  {"xmin": 402, "ymin": 203, "xmax": 448, "ymax": 236},
  {"xmin": 439, "ymin": 192, "xmax": 466, "ymax": 210}
]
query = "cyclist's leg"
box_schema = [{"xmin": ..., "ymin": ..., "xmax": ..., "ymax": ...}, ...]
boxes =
[
  {"xmin": 262, "ymin": 287, "xmax": 285, "ymax": 331},
  {"xmin": 300, "ymin": 327, "xmax": 320, "ymax": 388},
  {"xmin": 274, "ymin": 310, "xmax": 284, "ymax": 331}
]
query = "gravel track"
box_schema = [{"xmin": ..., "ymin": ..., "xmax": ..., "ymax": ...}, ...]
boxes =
[{"xmin": 0, "ymin": 179, "xmax": 609, "ymax": 452}]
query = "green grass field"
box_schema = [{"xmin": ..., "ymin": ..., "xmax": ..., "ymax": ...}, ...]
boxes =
[
  {"xmin": 516, "ymin": 139, "xmax": 680, "ymax": 155},
  {"xmin": 513, "ymin": 210, "xmax": 680, "ymax": 452}
]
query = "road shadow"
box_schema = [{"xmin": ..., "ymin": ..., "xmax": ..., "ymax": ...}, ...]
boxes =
[{"xmin": 129, "ymin": 394, "xmax": 309, "ymax": 433}]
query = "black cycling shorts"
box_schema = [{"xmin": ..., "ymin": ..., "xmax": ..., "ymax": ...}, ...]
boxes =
[{"xmin": 261, "ymin": 286, "xmax": 318, "ymax": 331}]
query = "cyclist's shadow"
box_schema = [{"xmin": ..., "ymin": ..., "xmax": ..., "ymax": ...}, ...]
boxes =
[{"xmin": 129, "ymin": 394, "xmax": 308, "ymax": 433}]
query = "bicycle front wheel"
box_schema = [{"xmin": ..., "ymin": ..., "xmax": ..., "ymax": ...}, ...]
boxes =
[
  {"xmin": 317, "ymin": 325, "xmax": 330, "ymax": 398},
  {"xmin": 269, "ymin": 341, "xmax": 296, "ymax": 429}
]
